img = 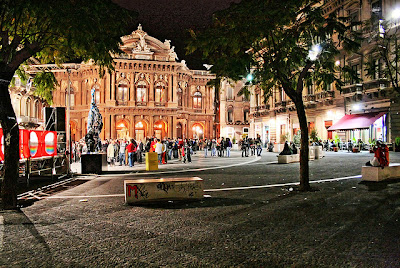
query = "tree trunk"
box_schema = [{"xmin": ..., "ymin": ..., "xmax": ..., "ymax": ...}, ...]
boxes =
[
  {"xmin": 294, "ymin": 99, "xmax": 311, "ymax": 191},
  {"xmin": 0, "ymin": 71, "xmax": 19, "ymax": 209}
]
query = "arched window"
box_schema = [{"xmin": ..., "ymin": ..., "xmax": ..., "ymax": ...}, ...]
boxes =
[
  {"xmin": 177, "ymin": 87, "xmax": 182, "ymax": 106},
  {"xmin": 193, "ymin": 91, "xmax": 202, "ymax": 109},
  {"xmin": 116, "ymin": 80, "xmax": 128, "ymax": 105},
  {"xmin": 34, "ymin": 100, "xmax": 40, "ymax": 119},
  {"xmin": 227, "ymin": 87, "xmax": 233, "ymax": 100},
  {"xmin": 13, "ymin": 94, "xmax": 22, "ymax": 116},
  {"xmin": 155, "ymin": 81, "xmax": 166, "ymax": 103},
  {"xmin": 227, "ymin": 106, "xmax": 233, "ymax": 123},
  {"xmin": 243, "ymin": 108, "xmax": 249, "ymax": 122},
  {"xmin": 136, "ymin": 81, "xmax": 147, "ymax": 104},
  {"xmin": 90, "ymin": 84, "xmax": 101, "ymax": 104},
  {"xmin": 25, "ymin": 98, "xmax": 31, "ymax": 117}
]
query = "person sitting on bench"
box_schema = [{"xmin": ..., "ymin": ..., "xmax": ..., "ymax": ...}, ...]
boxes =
[{"xmin": 366, "ymin": 140, "xmax": 389, "ymax": 168}]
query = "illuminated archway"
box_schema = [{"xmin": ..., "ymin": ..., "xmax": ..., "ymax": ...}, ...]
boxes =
[
  {"xmin": 191, "ymin": 123, "xmax": 204, "ymax": 139},
  {"xmin": 70, "ymin": 121, "xmax": 77, "ymax": 142},
  {"xmin": 116, "ymin": 119, "xmax": 129, "ymax": 139},
  {"xmin": 154, "ymin": 120, "xmax": 168, "ymax": 140},
  {"xmin": 135, "ymin": 120, "xmax": 148, "ymax": 142}
]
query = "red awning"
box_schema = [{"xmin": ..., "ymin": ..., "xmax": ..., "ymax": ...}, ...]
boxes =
[{"xmin": 328, "ymin": 112, "xmax": 386, "ymax": 131}]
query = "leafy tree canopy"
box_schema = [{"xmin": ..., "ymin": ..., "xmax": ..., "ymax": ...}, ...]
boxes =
[{"xmin": 0, "ymin": 0, "xmax": 137, "ymax": 74}]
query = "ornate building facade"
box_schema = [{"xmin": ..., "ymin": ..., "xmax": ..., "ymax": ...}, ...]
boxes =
[
  {"xmin": 249, "ymin": 0, "xmax": 400, "ymax": 146},
  {"xmin": 220, "ymin": 80, "xmax": 250, "ymax": 142},
  {"xmin": 9, "ymin": 74, "xmax": 47, "ymax": 130},
  {"xmin": 45, "ymin": 25, "xmax": 216, "ymax": 142}
]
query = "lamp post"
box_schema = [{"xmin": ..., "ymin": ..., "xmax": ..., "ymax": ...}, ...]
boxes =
[{"xmin": 66, "ymin": 68, "xmax": 71, "ymax": 164}]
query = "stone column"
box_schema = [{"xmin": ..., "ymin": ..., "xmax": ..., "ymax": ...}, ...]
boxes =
[
  {"xmin": 129, "ymin": 73, "xmax": 135, "ymax": 106},
  {"xmin": 168, "ymin": 116, "xmax": 173, "ymax": 138},
  {"xmin": 149, "ymin": 116, "xmax": 154, "ymax": 137},
  {"xmin": 111, "ymin": 72, "xmax": 116, "ymax": 101},
  {"xmin": 110, "ymin": 114, "xmax": 116, "ymax": 139},
  {"xmin": 172, "ymin": 116, "xmax": 177, "ymax": 139},
  {"xmin": 131, "ymin": 115, "xmax": 135, "ymax": 140},
  {"xmin": 149, "ymin": 73, "xmax": 154, "ymax": 107},
  {"xmin": 168, "ymin": 74, "xmax": 173, "ymax": 102}
]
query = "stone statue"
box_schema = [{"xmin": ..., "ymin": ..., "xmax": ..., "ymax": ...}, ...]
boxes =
[
  {"xmin": 169, "ymin": 46, "xmax": 178, "ymax": 61},
  {"xmin": 87, "ymin": 88, "xmax": 103, "ymax": 152}
]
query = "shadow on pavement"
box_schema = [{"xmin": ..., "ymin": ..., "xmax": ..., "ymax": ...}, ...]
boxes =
[
  {"xmin": 128, "ymin": 197, "xmax": 256, "ymax": 209},
  {"xmin": 359, "ymin": 178, "xmax": 400, "ymax": 191}
]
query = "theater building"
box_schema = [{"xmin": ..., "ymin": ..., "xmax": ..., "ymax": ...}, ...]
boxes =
[{"xmin": 44, "ymin": 25, "xmax": 216, "ymax": 142}]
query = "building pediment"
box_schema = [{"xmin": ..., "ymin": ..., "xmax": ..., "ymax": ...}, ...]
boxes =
[{"xmin": 119, "ymin": 24, "xmax": 178, "ymax": 62}]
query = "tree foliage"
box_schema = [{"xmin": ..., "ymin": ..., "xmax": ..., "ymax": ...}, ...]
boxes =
[
  {"xmin": 188, "ymin": 0, "xmax": 360, "ymax": 190},
  {"xmin": 0, "ymin": 0, "xmax": 137, "ymax": 209},
  {"xmin": 364, "ymin": 17, "xmax": 400, "ymax": 95}
]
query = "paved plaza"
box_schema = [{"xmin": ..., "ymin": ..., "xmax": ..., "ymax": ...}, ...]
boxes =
[{"xmin": 1, "ymin": 150, "xmax": 400, "ymax": 267}]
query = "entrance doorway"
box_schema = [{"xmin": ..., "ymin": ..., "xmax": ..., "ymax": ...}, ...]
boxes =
[
  {"xmin": 192, "ymin": 123, "xmax": 204, "ymax": 139},
  {"xmin": 116, "ymin": 120, "xmax": 129, "ymax": 139},
  {"xmin": 135, "ymin": 121, "xmax": 146, "ymax": 142},
  {"xmin": 154, "ymin": 120, "xmax": 167, "ymax": 140},
  {"xmin": 176, "ymin": 123, "xmax": 182, "ymax": 138}
]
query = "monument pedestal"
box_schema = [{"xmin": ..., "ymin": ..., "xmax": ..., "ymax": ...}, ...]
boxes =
[{"xmin": 81, "ymin": 153, "xmax": 107, "ymax": 174}]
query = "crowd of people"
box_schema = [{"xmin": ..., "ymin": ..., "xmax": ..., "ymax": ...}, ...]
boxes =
[{"xmin": 71, "ymin": 137, "xmax": 233, "ymax": 166}]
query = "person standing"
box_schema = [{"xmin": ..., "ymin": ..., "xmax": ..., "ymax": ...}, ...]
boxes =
[
  {"xmin": 127, "ymin": 139, "xmax": 136, "ymax": 167},
  {"xmin": 211, "ymin": 139, "xmax": 217, "ymax": 157},
  {"xmin": 186, "ymin": 139, "xmax": 192, "ymax": 163},
  {"xmin": 226, "ymin": 138, "xmax": 232, "ymax": 157},
  {"xmin": 204, "ymin": 138, "xmax": 209, "ymax": 157},
  {"xmin": 155, "ymin": 139, "xmax": 163, "ymax": 164},
  {"xmin": 107, "ymin": 141, "xmax": 116, "ymax": 166},
  {"xmin": 118, "ymin": 140, "xmax": 126, "ymax": 166},
  {"xmin": 136, "ymin": 140, "xmax": 143, "ymax": 163}
]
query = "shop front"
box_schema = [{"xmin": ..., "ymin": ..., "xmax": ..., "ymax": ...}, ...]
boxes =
[{"xmin": 328, "ymin": 112, "xmax": 387, "ymax": 143}]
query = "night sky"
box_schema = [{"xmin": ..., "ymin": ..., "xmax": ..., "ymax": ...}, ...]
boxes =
[{"xmin": 114, "ymin": 0, "xmax": 242, "ymax": 69}]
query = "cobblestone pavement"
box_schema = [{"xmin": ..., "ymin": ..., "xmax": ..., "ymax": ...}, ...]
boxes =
[{"xmin": 1, "ymin": 150, "xmax": 400, "ymax": 267}]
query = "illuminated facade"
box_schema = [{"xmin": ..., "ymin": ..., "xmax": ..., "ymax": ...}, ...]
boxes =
[
  {"xmin": 249, "ymin": 0, "xmax": 400, "ymax": 145},
  {"xmin": 9, "ymin": 74, "xmax": 46, "ymax": 130},
  {"xmin": 46, "ymin": 25, "xmax": 216, "ymax": 141},
  {"xmin": 220, "ymin": 80, "xmax": 250, "ymax": 142}
]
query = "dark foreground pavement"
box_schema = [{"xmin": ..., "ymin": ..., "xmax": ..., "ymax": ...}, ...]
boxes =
[{"xmin": 1, "ymin": 151, "xmax": 400, "ymax": 267}]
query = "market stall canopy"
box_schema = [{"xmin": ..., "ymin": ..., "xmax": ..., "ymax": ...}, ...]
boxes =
[{"xmin": 328, "ymin": 112, "xmax": 386, "ymax": 131}]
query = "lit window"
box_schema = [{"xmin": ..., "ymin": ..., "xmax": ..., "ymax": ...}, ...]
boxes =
[
  {"xmin": 116, "ymin": 81, "xmax": 128, "ymax": 104},
  {"xmin": 136, "ymin": 81, "xmax": 147, "ymax": 102},
  {"xmin": 177, "ymin": 87, "xmax": 182, "ymax": 106},
  {"xmin": 155, "ymin": 82, "xmax": 165, "ymax": 103},
  {"xmin": 193, "ymin": 91, "xmax": 202, "ymax": 109}
]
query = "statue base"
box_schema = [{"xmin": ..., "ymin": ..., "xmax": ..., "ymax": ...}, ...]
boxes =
[{"xmin": 81, "ymin": 153, "xmax": 107, "ymax": 174}]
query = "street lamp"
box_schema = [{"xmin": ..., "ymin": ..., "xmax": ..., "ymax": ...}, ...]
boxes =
[
  {"xmin": 308, "ymin": 44, "xmax": 322, "ymax": 61},
  {"xmin": 391, "ymin": 8, "xmax": 400, "ymax": 20}
]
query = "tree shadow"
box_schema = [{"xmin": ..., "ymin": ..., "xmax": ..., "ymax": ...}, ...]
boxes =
[
  {"xmin": 359, "ymin": 178, "xmax": 400, "ymax": 191},
  {"xmin": 1, "ymin": 209, "xmax": 54, "ymax": 265}
]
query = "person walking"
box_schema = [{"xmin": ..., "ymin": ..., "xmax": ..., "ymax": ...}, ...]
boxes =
[{"xmin": 256, "ymin": 137, "xmax": 262, "ymax": 156}]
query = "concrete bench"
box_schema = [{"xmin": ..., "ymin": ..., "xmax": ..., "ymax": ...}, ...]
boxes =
[
  {"xmin": 278, "ymin": 154, "xmax": 299, "ymax": 164},
  {"xmin": 361, "ymin": 164, "xmax": 400, "ymax": 182},
  {"xmin": 311, "ymin": 146, "xmax": 325, "ymax": 159},
  {"xmin": 124, "ymin": 177, "xmax": 204, "ymax": 204}
]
